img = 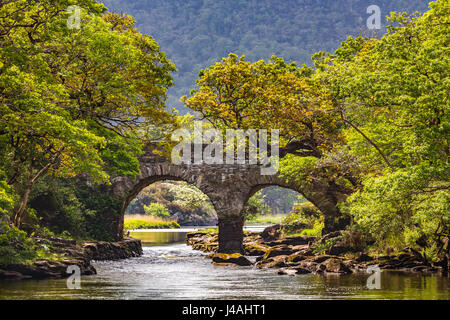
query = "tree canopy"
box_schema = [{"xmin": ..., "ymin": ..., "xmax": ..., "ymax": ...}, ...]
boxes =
[{"xmin": 0, "ymin": 0, "xmax": 176, "ymax": 227}]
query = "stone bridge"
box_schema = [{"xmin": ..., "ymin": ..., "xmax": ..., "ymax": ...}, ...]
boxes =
[{"xmin": 108, "ymin": 144, "xmax": 347, "ymax": 253}]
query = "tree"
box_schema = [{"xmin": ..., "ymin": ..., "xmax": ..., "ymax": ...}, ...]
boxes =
[
  {"xmin": 260, "ymin": 186, "xmax": 303, "ymax": 214},
  {"xmin": 242, "ymin": 190, "xmax": 271, "ymax": 222},
  {"xmin": 144, "ymin": 203, "xmax": 170, "ymax": 218},
  {"xmin": 0, "ymin": 2, "xmax": 176, "ymax": 226},
  {"xmin": 181, "ymin": 53, "xmax": 342, "ymax": 158},
  {"xmin": 315, "ymin": 0, "xmax": 449, "ymax": 261},
  {"xmin": 167, "ymin": 182, "xmax": 214, "ymax": 213}
]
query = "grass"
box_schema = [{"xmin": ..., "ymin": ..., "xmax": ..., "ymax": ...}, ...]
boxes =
[
  {"xmin": 124, "ymin": 214, "xmax": 180, "ymax": 230},
  {"xmin": 285, "ymin": 220, "xmax": 324, "ymax": 237},
  {"xmin": 195, "ymin": 227, "xmax": 218, "ymax": 234},
  {"xmin": 246, "ymin": 214, "xmax": 287, "ymax": 225}
]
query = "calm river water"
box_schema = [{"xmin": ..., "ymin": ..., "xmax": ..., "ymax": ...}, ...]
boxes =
[{"xmin": 0, "ymin": 227, "xmax": 448, "ymax": 300}]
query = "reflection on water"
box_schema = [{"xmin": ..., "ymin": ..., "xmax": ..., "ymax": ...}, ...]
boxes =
[
  {"xmin": 129, "ymin": 226, "xmax": 267, "ymax": 246},
  {"xmin": 130, "ymin": 230, "xmax": 188, "ymax": 245},
  {"xmin": 0, "ymin": 229, "xmax": 448, "ymax": 300}
]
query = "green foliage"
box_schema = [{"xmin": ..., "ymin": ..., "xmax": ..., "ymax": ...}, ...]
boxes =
[
  {"xmin": 24, "ymin": 176, "xmax": 123, "ymax": 241},
  {"xmin": 283, "ymin": 202, "xmax": 323, "ymax": 234},
  {"xmin": 242, "ymin": 191, "xmax": 271, "ymax": 222},
  {"xmin": 313, "ymin": 238, "xmax": 338, "ymax": 255},
  {"xmin": 144, "ymin": 203, "xmax": 171, "ymax": 218},
  {"xmin": 0, "ymin": 1, "xmax": 175, "ymax": 227},
  {"xmin": 260, "ymin": 186, "xmax": 303, "ymax": 214},
  {"xmin": 324, "ymin": 1, "xmax": 450, "ymax": 261},
  {"xmin": 0, "ymin": 222, "xmax": 36, "ymax": 266},
  {"xmin": 28, "ymin": 177, "xmax": 87, "ymax": 237},
  {"xmin": 246, "ymin": 214, "xmax": 286, "ymax": 225},
  {"xmin": 279, "ymin": 155, "xmax": 320, "ymax": 184},
  {"xmin": 299, "ymin": 220, "xmax": 324, "ymax": 237},
  {"xmin": 0, "ymin": 174, "xmax": 16, "ymax": 218},
  {"xmin": 341, "ymin": 167, "xmax": 449, "ymax": 260},
  {"xmin": 124, "ymin": 218, "xmax": 179, "ymax": 230},
  {"xmin": 73, "ymin": 182, "xmax": 122, "ymax": 241},
  {"xmin": 168, "ymin": 182, "xmax": 214, "ymax": 212}
]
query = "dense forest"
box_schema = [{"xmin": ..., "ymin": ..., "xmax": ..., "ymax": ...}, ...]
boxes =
[
  {"xmin": 0, "ymin": 0, "xmax": 448, "ymax": 270},
  {"xmin": 103, "ymin": 0, "xmax": 430, "ymax": 111}
]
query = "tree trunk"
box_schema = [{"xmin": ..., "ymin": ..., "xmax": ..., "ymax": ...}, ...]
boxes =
[
  {"xmin": 11, "ymin": 155, "xmax": 60, "ymax": 228},
  {"xmin": 322, "ymin": 214, "xmax": 351, "ymax": 235},
  {"xmin": 12, "ymin": 183, "xmax": 32, "ymax": 227},
  {"xmin": 442, "ymin": 254, "xmax": 448, "ymax": 277},
  {"xmin": 218, "ymin": 217, "xmax": 244, "ymax": 254}
]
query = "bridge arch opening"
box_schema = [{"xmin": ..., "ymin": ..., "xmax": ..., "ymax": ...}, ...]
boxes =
[
  {"xmin": 242, "ymin": 185, "xmax": 304, "ymax": 223},
  {"xmin": 242, "ymin": 185, "xmax": 324, "ymax": 235},
  {"xmin": 123, "ymin": 179, "xmax": 218, "ymax": 231}
]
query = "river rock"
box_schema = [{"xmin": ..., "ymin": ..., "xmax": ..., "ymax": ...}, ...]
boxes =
[
  {"xmin": 290, "ymin": 244, "xmax": 314, "ymax": 256},
  {"xmin": 311, "ymin": 255, "xmax": 336, "ymax": 263},
  {"xmin": 262, "ymin": 245, "xmax": 296, "ymax": 259},
  {"xmin": 326, "ymin": 244, "xmax": 353, "ymax": 256},
  {"xmin": 286, "ymin": 253, "xmax": 307, "ymax": 263},
  {"xmin": 83, "ymin": 238, "xmax": 143, "ymax": 261},
  {"xmin": 1, "ymin": 237, "xmax": 142, "ymax": 280},
  {"xmin": 255, "ymin": 255, "xmax": 288, "ymax": 268},
  {"xmin": 208, "ymin": 253, "xmax": 253, "ymax": 266},
  {"xmin": 265, "ymin": 235, "xmax": 316, "ymax": 246},
  {"xmin": 355, "ymin": 252, "xmax": 373, "ymax": 262},
  {"xmin": 260, "ymin": 224, "xmax": 281, "ymax": 241},
  {"xmin": 0, "ymin": 270, "xmax": 28, "ymax": 280},
  {"xmin": 244, "ymin": 243, "xmax": 270, "ymax": 256},
  {"xmin": 319, "ymin": 258, "xmax": 352, "ymax": 274}
]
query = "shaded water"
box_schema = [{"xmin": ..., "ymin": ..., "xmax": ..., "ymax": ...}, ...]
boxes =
[{"xmin": 0, "ymin": 228, "xmax": 448, "ymax": 300}]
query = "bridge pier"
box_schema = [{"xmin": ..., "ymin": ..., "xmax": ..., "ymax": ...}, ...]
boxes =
[{"xmin": 217, "ymin": 217, "xmax": 245, "ymax": 254}]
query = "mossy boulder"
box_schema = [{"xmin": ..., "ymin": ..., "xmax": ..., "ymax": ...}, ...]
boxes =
[
  {"xmin": 287, "ymin": 253, "xmax": 307, "ymax": 263},
  {"xmin": 244, "ymin": 243, "xmax": 270, "ymax": 256},
  {"xmin": 208, "ymin": 253, "xmax": 252, "ymax": 266},
  {"xmin": 255, "ymin": 255, "xmax": 288, "ymax": 269},
  {"xmin": 319, "ymin": 258, "xmax": 352, "ymax": 274},
  {"xmin": 262, "ymin": 246, "xmax": 295, "ymax": 260},
  {"xmin": 265, "ymin": 235, "xmax": 316, "ymax": 247}
]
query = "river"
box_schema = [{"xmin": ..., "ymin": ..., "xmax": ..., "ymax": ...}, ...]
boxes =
[{"xmin": 0, "ymin": 227, "xmax": 448, "ymax": 300}]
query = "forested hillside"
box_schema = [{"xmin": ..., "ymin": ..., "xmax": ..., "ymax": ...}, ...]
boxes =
[{"xmin": 102, "ymin": 0, "xmax": 430, "ymax": 111}]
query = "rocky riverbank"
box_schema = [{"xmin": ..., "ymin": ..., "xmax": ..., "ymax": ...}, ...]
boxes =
[
  {"xmin": 0, "ymin": 237, "xmax": 143, "ymax": 280},
  {"xmin": 187, "ymin": 226, "xmax": 448, "ymax": 276}
]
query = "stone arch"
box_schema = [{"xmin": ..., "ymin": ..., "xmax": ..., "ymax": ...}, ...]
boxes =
[
  {"xmin": 239, "ymin": 175, "xmax": 349, "ymax": 236},
  {"xmin": 107, "ymin": 144, "xmax": 350, "ymax": 252},
  {"xmin": 119, "ymin": 174, "xmax": 216, "ymax": 221},
  {"xmin": 244, "ymin": 182, "xmax": 307, "ymax": 207}
]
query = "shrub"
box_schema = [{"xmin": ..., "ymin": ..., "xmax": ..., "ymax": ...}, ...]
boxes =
[
  {"xmin": 0, "ymin": 176, "xmax": 16, "ymax": 219},
  {"xmin": 282, "ymin": 202, "xmax": 322, "ymax": 234},
  {"xmin": 0, "ymin": 222, "xmax": 37, "ymax": 266},
  {"xmin": 144, "ymin": 203, "xmax": 171, "ymax": 218}
]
